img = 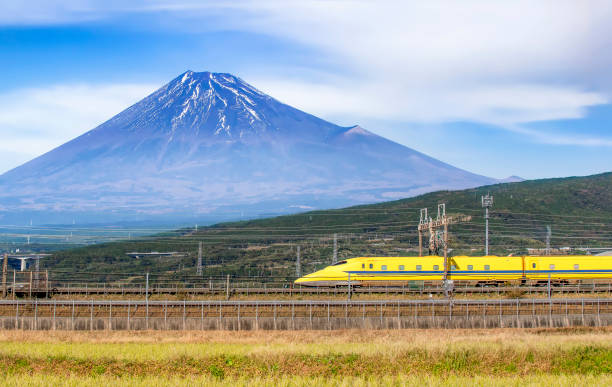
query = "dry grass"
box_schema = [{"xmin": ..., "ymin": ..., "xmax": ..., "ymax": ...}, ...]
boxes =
[
  {"xmin": 3, "ymin": 374, "xmax": 612, "ymax": 386},
  {"xmin": 0, "ymin": 328, "xmax": 610, "ymax": 381},
  {"xmin": 2, "ymin": 326, "xmax": 611, "ymax": 345},
  {"xmin": 1, "ymin": 327, "xmax": 612, "ymax": 361}
]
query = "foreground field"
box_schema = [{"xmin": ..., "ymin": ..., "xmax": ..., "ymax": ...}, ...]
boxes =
[
  {"xmin": 4, "ymin": 374, "xmax": 612, "ymax": 387},
  {"xmin": 1, "ymin": 328, "xmax": 611, "ymax": 385}
]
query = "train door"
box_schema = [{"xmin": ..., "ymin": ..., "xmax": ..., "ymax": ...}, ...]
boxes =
[{"xmin": 525, "ymin": 256, "xmax": 544, "ymax": 282}]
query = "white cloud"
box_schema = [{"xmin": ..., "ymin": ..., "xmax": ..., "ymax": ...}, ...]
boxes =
[
  {"xmin": 0, "ymin": 83, "xmax": 157, "ymax": 173},
  {"xmin": 1, "ymin": 0, "xmax": 612, "ymax": 148},
  {"xmin": 502, "ymin": 125, "xmax": 612, "ymax": 147},
  {"xmin": 254, "ymin": 78, "xmax": 607, "ymax": 126},
  {"xmin": 227, "ymin": 1, "xmax": 612, "ymax": 126}
]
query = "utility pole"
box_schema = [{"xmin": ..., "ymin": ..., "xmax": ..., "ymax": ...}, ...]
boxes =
[
  {"xmin": 437, "ymin": 204, "xmax": 448, "ymax": 282},
  {"xmin": 418, "ymin": 208, "xmax": 428, "ymax": 257},
  {"xmin": 34, "ymin": 256, "xmax": 40, "ymax": 287},
  {"xmin": 296, "ymin": 245, "xmax": 301, "ymax": 278},
  {"xmin": 145, "ymin": 272, "xmax": 149, "ymax": 329},
  {"xmin": 347, "ymin": 273, "xmax": 351, "ymax": 300},
  {"xmin": 196, "ymin": 241, "xmax": 203, "ymax": 275},
  {"xmin": 332, "ymin": 233, "xmax": 338, "ymax": 264},
  {"xmin": 226, "ymin": 274, "xmax": 230, "ymax": 300},
  {"xmin": 481, "ymin": 194, "xmax": 493, "ymax": 255},
  {"xmin": 2, "ymin": 253, "xmax": 7, "ymax": 298},
  {"xmin": 418, "ymin": 205, "xmax": 471, "ymax": 258},
  {"xmin": 417, "ymin": 205, "xmax": 471, "ymax": 297},
  {"xmin": 546, "ymin": 226, "xmax": 551, "ymax": 255}
]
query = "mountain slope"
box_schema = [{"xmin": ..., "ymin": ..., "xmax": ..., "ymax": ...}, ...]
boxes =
[
  {"xmin": 0, "ymin": 70, "xmax": 495, "ymax": 224},
  {"xmin": 44, "ymin": 172, "xmax": 612, "ymax": 281}
]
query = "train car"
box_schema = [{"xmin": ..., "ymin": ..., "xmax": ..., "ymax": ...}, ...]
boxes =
[
  {"xmin": 446, "ymin": 256, "xmax": 524, "ymax": 284},
  {"xmin": 294, "ymin": 255, "xmax": 524, "ymax": 287},
  {"xmin": 294, "ymin": 256, "xmax": 445, "ymax": 286},
  {"xmin": 295, "ymin": 255, "xmax": 612, "ymax": 287},
  {"xmin": 525, "ymin": 255, "xmax": 612, "ymax": 283}
]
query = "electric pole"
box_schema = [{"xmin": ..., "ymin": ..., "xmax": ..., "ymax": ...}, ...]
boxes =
[
  {"xmin": 481, "ymin": 194, "xmax": 493, "ymax": 255},
  {"xmin": 296, "ymin": 245, "xmax": 301, "ymax": 278},
  {"xmin": 2, "ymin": 253, "xmax": 7, "ymax": 298},
  {"xmin": 418, "ymin": 208, "xmax": 428, "ymax": 257},
  {"xmin": 418, "ymin": 205, "xmax": 471, "ymax": 258},
  {"xmin": 417, "ymin": 204, "xmax": 471, "ymax": 297},
  {"xmin": 34, "ymin": 256, "xmax": 40, "ymax": 286},
  {"xmin": 332, "ymin": 233, "xmax": 338, "ymax": 264},
  {"xmin": 196, "ymin": 241, "xmax": 203, "ymax": 275},
  {"xmin": 546, "ymin": 225, "xmax": 551, "ymax": 255}
]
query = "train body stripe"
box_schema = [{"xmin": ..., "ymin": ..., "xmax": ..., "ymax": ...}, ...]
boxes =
[
  {"xmin": 525, "ymin": 269, "xmax": 612, "ymax": 273},
  {"xmin": 345, "ymin": 270, "xmax": 522, "ymax": 274}
]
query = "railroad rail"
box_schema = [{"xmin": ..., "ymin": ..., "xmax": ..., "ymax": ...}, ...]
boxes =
[
  {"xmin": 5, "ymin": 270, "xmax": 612, "ymax": 298},
  {"xmin": 1, "ymin": 298, "xmax": 611, "ymax": 330}
]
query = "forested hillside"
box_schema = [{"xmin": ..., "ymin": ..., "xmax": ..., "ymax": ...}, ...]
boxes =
[{"xmin": 46, "ymin": 172, "xmax": 612, "ymax": 282}]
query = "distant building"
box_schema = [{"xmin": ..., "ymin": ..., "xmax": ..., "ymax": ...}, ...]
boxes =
[{"xmin": 526, "ymin": 248, "xmax": 573, "ymax": 255}]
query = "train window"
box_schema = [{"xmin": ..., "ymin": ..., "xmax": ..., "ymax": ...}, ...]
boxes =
[
  {"xmin": 362, "ymin": 264, "xmax": 365, "ymax": 269},
  {"xmin": 450, "ymin": 265, "xmax": 457, "ymax": 270},
  {"xmin": 416, "ymin": 265, "xmax": 422, "ymax": 270},
  {"xmin": 484, "ymin": 265, "xmax": 490, "ymax": 271},
  {"xmin": 549, "ymin": 264, "xmax": 555, "ymax": 270},
  {"xmin": 381, "ymin": 265, "xmax": 387, "ymax": 270},
  {"xmin": 532, "ymin": 263, "xmax": 536, "ymax": 269},
  {"xmin": 399, "ymin": 265, "xmax": 405, "ymax": 270},
  {"xmin": 467, "ymin": 265, "xmax": 474, "ymax": 271},
  {"xmin": 332, "ymin": 260, "xmax": 347, "ymax": 266},
  {"xmin": 369, "ymin": 263, "xmax": 373, "ymax": 269},
  {"xmin": 574, "ymin": 264, "xmax": 579, "ymax": 270},
  {"xmin": 433, "ymin": 265, "xmax": 439, "ymax": 270}
]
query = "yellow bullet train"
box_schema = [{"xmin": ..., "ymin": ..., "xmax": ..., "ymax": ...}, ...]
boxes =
[{"xmin": 294, "ymin": 255, "xmax": 612, "ymax": 287}]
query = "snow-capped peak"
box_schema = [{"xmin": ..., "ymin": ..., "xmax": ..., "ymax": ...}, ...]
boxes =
[{"xmin": 135, "ymin": 70, "xmax": 280, "ymax": 139}]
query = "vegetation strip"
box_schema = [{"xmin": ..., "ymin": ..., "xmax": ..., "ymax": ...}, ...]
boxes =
[
  {"xmin": 1, "ymin": 346, "xmax": 611, "ymax": 378},
  {"xmin": 3, "ymin": 374, "xmax": 612, "ymax": 387}
]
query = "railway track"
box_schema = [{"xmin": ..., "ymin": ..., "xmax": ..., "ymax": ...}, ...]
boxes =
[{"xmin": 26, "ymin": 283, "xmax": 612, "ymax": 296}]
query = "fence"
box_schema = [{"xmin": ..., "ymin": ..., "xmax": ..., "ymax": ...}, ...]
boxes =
[{"xmin": 1, "ymin": 298, "xmax": 611, "ymax": 330}]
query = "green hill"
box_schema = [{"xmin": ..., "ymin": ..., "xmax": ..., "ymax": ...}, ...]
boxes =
[{"xmin": 45, "ymin": 172, "xmax": 612, "ymax": 283}]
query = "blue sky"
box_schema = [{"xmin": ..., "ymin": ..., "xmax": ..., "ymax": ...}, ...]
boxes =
[{"xmin": 1, "ymin": 1, "xmax": 611, "ymax": 179}]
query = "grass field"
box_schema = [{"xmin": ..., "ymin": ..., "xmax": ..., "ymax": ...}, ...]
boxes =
[
  {"xmin": 1, "ymin": 328, "xmax": 611, "ymax": 385},
  {"xmin": 3, "ymin": 374, "xmax": 612, "ymax": 386}
]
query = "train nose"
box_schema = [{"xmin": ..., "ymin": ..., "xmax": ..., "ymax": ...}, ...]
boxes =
[
  {"xmin": 294, "ymin": 269, "xmax": 326, "ymax": 285},
  {"xmin": 294, "ymin": 273, "xmax": 313, "ymax": 284}
]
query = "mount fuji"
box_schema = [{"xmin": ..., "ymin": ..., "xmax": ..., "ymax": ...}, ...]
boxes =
[{"xmin": 0, "ymin": 71, "xmax": 497, "ymax": 224}]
